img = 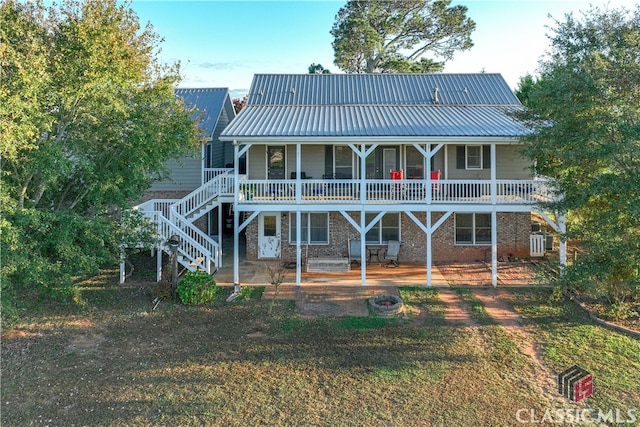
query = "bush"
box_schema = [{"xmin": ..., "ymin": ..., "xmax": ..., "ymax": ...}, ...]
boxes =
[{"xmin": 176, "ymin": 271, "xmax": 218, "ymax": 305}]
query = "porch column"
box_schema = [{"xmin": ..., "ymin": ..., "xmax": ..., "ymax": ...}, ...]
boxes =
[
  {"xmin": 119, "ymin": 249, "xmax": 126, "ymax": 284},
  {"xmin": 558, "ymin": 213, "xmax": 567, "ymax": 274},
  {"xmin": 360, "ymin": 210, "xmax": 367, "ymax": 286},
  {"xmin": 491, "ymin": 210, "xmax": 498, "ymax": 287},
  {"xmin": 156, "ymin": 249, "xmax": 162, "ymax": 282},
  {"xmin": 217, "ymin": 206, "xmax": 223, "ymax": 268},
  {"xmin": 490, "ymin": 144, "xmax": 497, "ymax": 205},
  {"xmin": 233, "ymin": 140, "xmax": 241, "ymax": 291},
  {"xmin": 295, "ymin": 143, "xmax": 301, "ymax": 204},
  {"xmin": 296, "ymin": 210, "xmax": 301, "ymax": 286},
  {"xmin": 296, "ymin": 143, "xmax": 302, "ymax": 286},
  {"xmin": 426, "ymin": 211, "xmax": 432, "ymax": 286}
]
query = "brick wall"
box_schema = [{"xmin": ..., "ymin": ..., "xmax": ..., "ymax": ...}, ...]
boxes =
[{"xmin": 244, "ymin": 210, "xmax": 533, "ymax": 262}]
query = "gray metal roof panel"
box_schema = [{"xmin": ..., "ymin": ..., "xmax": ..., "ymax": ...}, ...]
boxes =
[
  {"xmin": 221, "ymin": 105, "xmax": 527, "ymax": 138},
  {"xmin": 247, "ymin": 73, "xmax": 519, "ymax": 106},
  {"xmin": 175, "ymin": 88, "xmax": 233, "ymax": 136}
]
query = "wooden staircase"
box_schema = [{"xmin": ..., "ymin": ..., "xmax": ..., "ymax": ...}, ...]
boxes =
[{"xmin": 132, "ymin": 170, "xmax": 235, "ymax": 276}]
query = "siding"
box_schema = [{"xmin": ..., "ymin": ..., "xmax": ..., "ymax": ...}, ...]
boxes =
[
  {"xmin": 248, "ymin": 145, "xmax": 266, "ymax": 179},
  {"xmin": 445, "ymin": 144, "xmax": 531, "ymax": 180},
  {"xmin": 149, "ymin": 154, "xmax": 203, "ymax": 191}
]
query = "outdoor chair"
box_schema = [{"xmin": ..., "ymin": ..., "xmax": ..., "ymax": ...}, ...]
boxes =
[
  {"xmin": 348, "ymin": 239, "xmax": 362, "ymax": 266},
  {"xmin": 383, "ymin": 240, "xmax": 401, "ymax": 267}
]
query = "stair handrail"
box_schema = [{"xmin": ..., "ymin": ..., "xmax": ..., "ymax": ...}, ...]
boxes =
[
  {"xmin": 173, "ymin": 170, "xmax": 234, "ymax": 219},
  {"xmin": 168, "ymin": 205, "xmax": 221, "ymax": 268}
]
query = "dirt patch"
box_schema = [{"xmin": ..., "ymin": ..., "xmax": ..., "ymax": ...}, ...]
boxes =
[
  {"xmin": 498, "ymin": 262, "xmax": 545, "ymax": 285},
  {"xmin": 438, "ymin": 289, "xmax": 476, "ymax": 327},
  {"xmin": 293, "ymin": 286, "xmax": 400, "ymax": 317},
  {"xmin": 437, "ymin": 262, "xmax": 492, "ymax": 286},
  {"xmin": 472, "ymin": 289, "xmax": 563, "ymax": 405}
]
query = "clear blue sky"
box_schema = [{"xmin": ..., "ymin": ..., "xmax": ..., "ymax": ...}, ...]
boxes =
[{"xmin": 130, "ymin": 0, "xmax": 630, "ymax": 98}]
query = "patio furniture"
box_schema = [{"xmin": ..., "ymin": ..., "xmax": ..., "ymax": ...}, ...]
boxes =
[
  {"xmin": 348, "ymin": 239, "xmax": 362, "ymax": 266},
  {"xmin": 382, "ymin": 240, "xmax": 401, "ymax": 267}
]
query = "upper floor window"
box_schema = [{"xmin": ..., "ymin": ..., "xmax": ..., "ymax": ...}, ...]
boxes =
[
  {"xmin": 456, "ymin": 145, "xmax": 491, "ymax": 170},
  {"xmin": 466, "ymin": 145, "xmax": 482, "ymax": 169}
]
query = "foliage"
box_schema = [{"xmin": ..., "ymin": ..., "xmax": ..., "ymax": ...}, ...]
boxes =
[
  {"xmin": 308, "ymin": 63, "xmax": 331, "ymax": 74},
  {"xmin": 176, "ymin": 270, "xmax": 218, "ymax": 305},
  {"xmin": 234, "ymin": 286, "xmax": 265, "ymax": 301},
  {"xmin": 514, "ymin": 5, "xmax": 640, "ymax": 305},
  {"xmin": 232, "ymin": 95, "xmax": 248, "ymax": 114},
  {"xmin": 0, "ymin": 0, "xmax": 200, "ymax": 319},
  {"xmin": 330, "ymin": 0, "xmax": 475, "ymax": 73}
]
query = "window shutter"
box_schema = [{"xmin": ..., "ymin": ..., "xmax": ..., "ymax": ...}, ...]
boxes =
[
  {"xmin": 483, "ymin": 145, "xmax": 491, "ymax": 169},
  {"xmin": 456, "ymin": 146, "xmax": 465, "ymax": 169},
  {"xmin": 324, "ymin": 145, "xmax": 333, "ymax": 177}
]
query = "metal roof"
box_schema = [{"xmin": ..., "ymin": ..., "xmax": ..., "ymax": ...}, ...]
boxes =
[
  {"xmin": 221, "ymin": 74, "xmax": 526, "ymax": 139},
  {"xmin": 175, "ymin": 88, "xmax": 234, "ymax": 136}
]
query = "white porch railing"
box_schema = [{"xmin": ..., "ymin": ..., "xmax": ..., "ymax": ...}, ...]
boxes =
[
  {"xmin": 203, "ymin": 167, "xmax": 233, "ymax": 184},
  {"xmin": 135, "ymin": 209, "xmax": 212, "ymax": 273},
  {"xmin": 169, "ymin": 207, "xmax": 221, "ymax": 267},
  {"xmin": 238, "ymin": 179, "xmax": 555, "ymax": 205}
]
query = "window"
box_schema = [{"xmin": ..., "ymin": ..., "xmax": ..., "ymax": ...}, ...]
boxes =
[
  {"xmin": 290, "ymin": 213, "xmax": 329, "ymax": 244},
  {"xmin": 365, "ymin": 213, "xmax": 400, "ymax": 244},
  {"xmin": 334, "ymin": 146, "xmax": 353, "ymax": 179},
  {"xmin": 455, "ymin": 213, "xmax": 492, "ymax": 245},
  {"xmin": 466, "ymin": 145, "xmax": 482, "ymax": 169}
]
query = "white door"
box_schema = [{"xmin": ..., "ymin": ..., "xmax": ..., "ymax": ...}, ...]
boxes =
[{"xmin": 258, "ymin": 212, "xmax": 281, "ymax": 259}]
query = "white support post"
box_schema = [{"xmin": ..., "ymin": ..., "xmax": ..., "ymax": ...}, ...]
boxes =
[
  {"xmin": 426, "ymin": 144, "xmax": 432, "ymax": 205},
  {"xmin": 491, "ymin": 210, "xmax": 498, "ymax": 287},
  {"xmin": 361, "ymin": 210, "xmax": 366, "ymax": 286},
  {"xmin": 296, "ymin": 210, "xmax": 301, "ymax": 286},
  {"xmin": 217, "ymin": 206, "xmax": 223, "ymax": 268},
  {"xmin": 233, "ymin": 140, "xmax": 241, "ymax": 293},
  {"xmin": 119, "ymin": 249, "xmax": 126, "ymax": 284},
  {"xmin": 360, "ymin": 143, "xmax": 366, "ymax": 204},
  {"xmin": 558, "ymin": 213, "xmax": 567, "ymax": 274},
  {"xmin": 490, "ymin": 144, "xmax": 497, "ymax": 205},
  {"xmin": 295, "ymin": 143, "xmax": 301, "ymax": 204},
  {"xmin": 156, "ymin": 248, "xmax": 162, "ymax": 282},
  {"xmin": 426, "ymin": 211, "xmax": 432, "ymax": 287}
]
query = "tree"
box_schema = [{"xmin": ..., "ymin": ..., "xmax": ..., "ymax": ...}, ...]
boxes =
[
  {"xmin": 330, "ymin": 0, "xmax": 475, "ymax": 74},
  {"xmin": 0, "ymin": 0, "xmax": 200, "ymax": 321},
  {"xmin": 232, "ymin": 95, "xmax": 248, "ymax": 114},
  {"xmin": 308, "ymin": 63, "xmax": 331, "ymax": 74},
  {"xmin": 515, "ymin": 6, "xmax": 640, "ymax": 313}
]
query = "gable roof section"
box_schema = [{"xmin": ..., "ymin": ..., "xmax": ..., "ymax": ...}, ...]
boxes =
[
  {"xmin": 175, "ymin": 88, "xmax": 234, "ymax": 138},
  {"xmin": 221, "ymin": 74, "xmax": 527, "ymax": 139}
]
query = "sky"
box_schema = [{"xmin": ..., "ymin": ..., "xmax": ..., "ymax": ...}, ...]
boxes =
[{"xmin": 130, "ymin": 0, "xmax": 632, "ymax": 98}]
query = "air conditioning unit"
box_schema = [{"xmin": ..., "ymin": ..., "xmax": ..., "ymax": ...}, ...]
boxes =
[
  {"xmin": 531, "ymin": 221, "xmax": 541, "ymax": 233},
  {"xmin": 545, "ymin": 233, "xmax": 554, "ymax": 251}
]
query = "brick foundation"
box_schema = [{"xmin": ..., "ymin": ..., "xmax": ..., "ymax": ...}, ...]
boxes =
[{"xmin": 244, "ymin": 211, "xmax": 533, "ymax": 262}]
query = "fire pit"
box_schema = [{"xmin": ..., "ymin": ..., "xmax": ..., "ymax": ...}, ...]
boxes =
[{"xmin": 368, "ymin": 294, "xmax": 404, "ymax": 317}]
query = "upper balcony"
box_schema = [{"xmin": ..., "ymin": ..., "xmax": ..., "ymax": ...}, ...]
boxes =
[{"xmin": 235, "ymin": 177, "xmax": 556, "ymax": 206}]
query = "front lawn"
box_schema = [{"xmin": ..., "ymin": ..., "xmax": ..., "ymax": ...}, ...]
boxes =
[{"xmin": 1, "ymin": 277, "xmax": 638, "ymax": 426}]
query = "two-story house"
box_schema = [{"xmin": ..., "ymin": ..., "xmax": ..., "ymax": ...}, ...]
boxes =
[
  {"xmin": 219, "ymin": 73, "xmax": 567, "ymax": 287},
  {"xmin": 130, "ymin": 74, "xmax": 566, "ymax": 288}
]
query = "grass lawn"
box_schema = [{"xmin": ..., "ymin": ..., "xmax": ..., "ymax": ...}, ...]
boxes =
[{"xmin": 2, "ymin": 276, "xmax": 638, "ymax": 426}]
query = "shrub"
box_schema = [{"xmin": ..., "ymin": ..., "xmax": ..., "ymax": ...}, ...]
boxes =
[{"xmin": 176, "ymin": 271, "xmax": 218, "ymax": 305}]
